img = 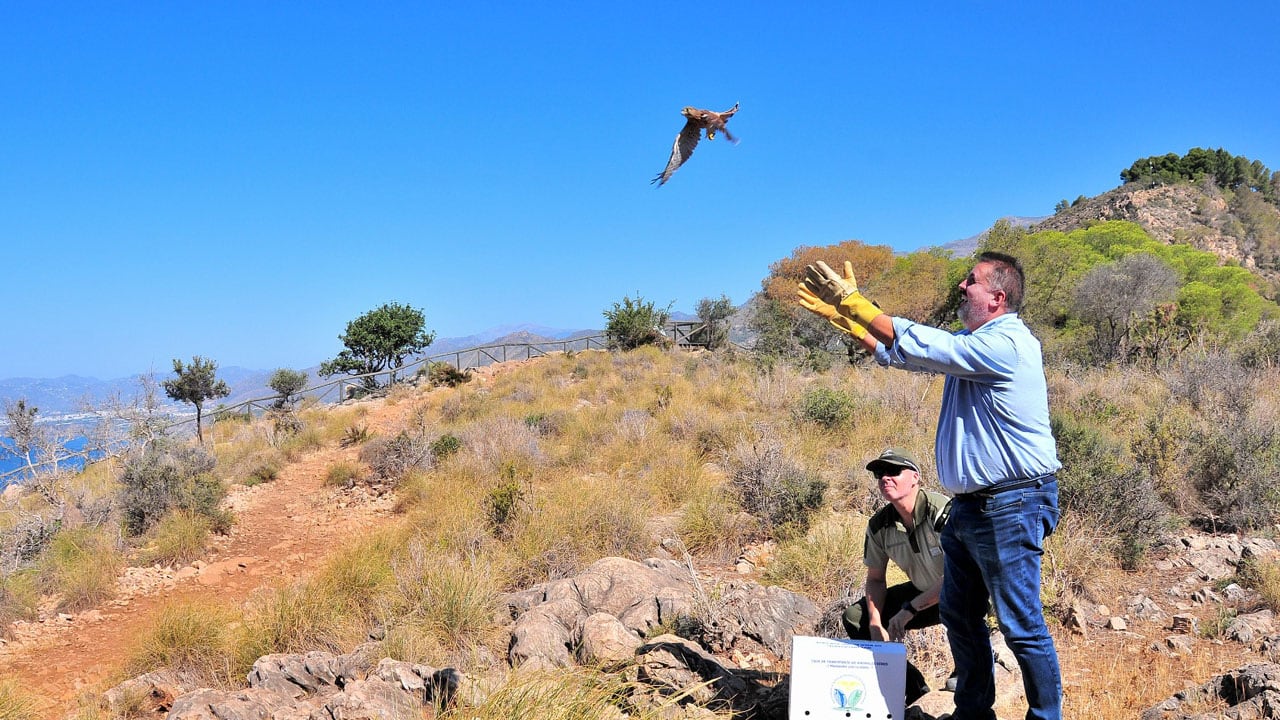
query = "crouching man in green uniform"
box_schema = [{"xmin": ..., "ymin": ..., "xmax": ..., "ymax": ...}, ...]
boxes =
[{"xmin": 842, "ymin": 447, "xmax": 950, "ymax": 705}]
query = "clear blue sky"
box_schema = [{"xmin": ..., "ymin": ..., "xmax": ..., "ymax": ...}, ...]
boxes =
[{"xmin": 3, "ymin": 2, "xmax": 1278, "ymax": 379}]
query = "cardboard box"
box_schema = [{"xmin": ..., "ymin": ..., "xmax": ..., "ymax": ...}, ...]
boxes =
[{"xmin": 788, "ymin": 635, "xmax": 906, "ymax": 719}]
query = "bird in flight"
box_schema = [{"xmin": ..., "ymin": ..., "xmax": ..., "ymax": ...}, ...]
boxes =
[{"xmin": 652, "ymin": 103, "xmax": 739, "ymax": 186}]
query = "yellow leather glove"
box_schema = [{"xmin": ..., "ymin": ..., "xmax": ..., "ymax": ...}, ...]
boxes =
[
  {"xmin": 829, "ymin": 314, "xmax": 869, "ymax": 340},
  {"xmin": 802, "ymin": 260, "xmax": 859, "ymax": 304},
  {"xmin": 802, "ymin": 260, "xmax": 884, "ymax": 327},
  {"xmin": 797, "ymin": 280, "xmax": 869, "ymax": 340},
  {"xmin": 838, "ymin": 289, "xmax": 884, "ymax": 328},
  {"xmin": 797, "ymin": 283, "xmax": 841, "ymax": 321}
]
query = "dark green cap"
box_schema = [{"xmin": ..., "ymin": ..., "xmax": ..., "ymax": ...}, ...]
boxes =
[{"xmin": 866, "ymin": 447, "xmax": 921, "ymax": 475}]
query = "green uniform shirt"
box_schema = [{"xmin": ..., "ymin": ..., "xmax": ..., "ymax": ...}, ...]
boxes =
[{"xmin": 863, "ymin": 490, "xmax": 948, "ymax": 593}]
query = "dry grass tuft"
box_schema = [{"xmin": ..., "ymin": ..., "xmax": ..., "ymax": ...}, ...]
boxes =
[
  {"xmin": 145, "ymin": 510, "xmax": 212, "ymax": 566},
  {"xmin": 0, "ymin": 570, "xmax": 40, "ymax": 629},
  {"xmin": 676, "ymin": 486, "xmax": 756, "ymax": 561},
  {"xmin": 437, "ymin": 667, "xmax": 731, "ymax": 720},
  {"xmin": 38, "ymin": 526, "xmax": 122, "ymax": 612},
  {"xmin": 1057, "ymin": 633, "xmax": 1250, "ymax": 718},
  {"xmin": 125, "ymin": 599, "xmax": 239, "ymax": 685},
  {"xmin": 387, "ymin": 540, "xmax": 503, "ymax": 656},
  {"xmin": 504, "ymin": 474, "xmax": 653, "ymax": 588},
  {"xmin": 0, "ymin": 679, "xmax": 40, "ymax": 720},
  {"xmin": 765, "ymin": 511, "xmax": 866, "ymax": 606},
  {"xmin": 231, "ymin": 529, "xmax": 406, "ymax": 670},
  {"xmin": 323, "ymin": 461, "xmax": 363, "ymax": 487}
]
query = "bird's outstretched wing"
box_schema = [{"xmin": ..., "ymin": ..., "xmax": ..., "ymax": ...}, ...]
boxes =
[{"xmin": 652, "ymin": 118, "xmax": 702, "ymax": 186}]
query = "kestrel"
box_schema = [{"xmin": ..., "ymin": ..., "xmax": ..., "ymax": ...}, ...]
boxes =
[{"xmin": 651, "ymin": 102, "xmax": 739, "ymax": 186}]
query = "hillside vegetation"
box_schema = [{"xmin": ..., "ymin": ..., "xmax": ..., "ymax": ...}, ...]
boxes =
[{"xmin": 4, "ymin": 149, "xmax": 1280, "ymax": 719}]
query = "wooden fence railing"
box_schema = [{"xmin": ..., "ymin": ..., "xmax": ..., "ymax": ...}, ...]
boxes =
[{"xmin": 0, "ymin": 321, "xmax": 715, "ymax": 485}]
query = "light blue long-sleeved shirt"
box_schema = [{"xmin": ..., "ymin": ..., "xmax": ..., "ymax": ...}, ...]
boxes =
[{"xmin": 873, "ymin": 313, "xmax": 1061, "ymax": 495}]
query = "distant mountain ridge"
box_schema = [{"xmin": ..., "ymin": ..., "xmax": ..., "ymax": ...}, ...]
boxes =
[
  {"xmin": 0, "ymin": 324, "xmax": 601, "ymax": 418},
  {"xmin": 935, "ymin": 215, "xmax": 1047, "ymax": 258}
]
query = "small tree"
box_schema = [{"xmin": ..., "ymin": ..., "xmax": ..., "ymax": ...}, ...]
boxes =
[
  {"xmin": 320, "ymin": 302, "xmax": 435, "ymax": 388},
  {"xmin": 1073, "ymin": 253, "xmax": 1180, "ymax": 362},
  {"xmin": 268, "ymin": 368, "xmax": 309, "ymax": 409},
  {"xmin": 162, "ymin": 356, "xmax": 230, "ymax": 443},
  {"xmin": 3, "ymin": 399, "xmax": 41, "ymax": 473},
  {"xmin": 603, "ymin": 295, "xmax": 671, "ymax": 351},
  {"xmin": 693, "ymin": 295, "xmax": 734, "ymax": 350}
]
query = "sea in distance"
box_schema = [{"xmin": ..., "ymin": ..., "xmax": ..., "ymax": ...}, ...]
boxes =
[{"xmin": 0, "ymin": 432, "xmax": 114, "ymax": 488}]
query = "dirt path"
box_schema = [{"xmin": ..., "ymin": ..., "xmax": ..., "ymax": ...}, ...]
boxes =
[{"xmin": 0, "ymin": 394, "xmax": 418, "ymax": 719}]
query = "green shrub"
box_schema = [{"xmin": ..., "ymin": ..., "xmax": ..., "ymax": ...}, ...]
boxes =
[
  {"xmin": 796, "ymin": 387, "xmax": 856, "ymax": 429},
  {"xmin": 603, "ymin": 295, "xmax": 672, "ymax": 351},
  {"xmin": 430, "ymin": 433, "xmax": 463, "ymax": 460},
  {"xmin": 1187, "ymin": 417, "xmax": 1280, "ymax": 532},
  {"xmin": 118, "ymin": 439, "xmax": 220, "ymax": 536},
  {"xmin": 485, "ymin": 475, "xmax": 524, "ymax": 539},
  {"xmin": 693, "ymin": 294, "xmax": 735, "ymax": 350},
  {"xmin": 427, "ymin": 362, "xmax": 471, "ymax": 388},
  {"xmin": 1052, "ymin": 411, "xmax": 1172, "ymax": 568},
  {"xmin": 268, "ymin": 368, "xmax": 309, "ymax": 408},
  {"xmin": 211, "ymin": 407, "xmax": 252, "ymax": 425}
]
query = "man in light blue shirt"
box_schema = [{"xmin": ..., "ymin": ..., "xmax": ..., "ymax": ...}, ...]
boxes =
[{"xmin": 799, "ymin": 252, "xmax": 1063, "ymax": 720}]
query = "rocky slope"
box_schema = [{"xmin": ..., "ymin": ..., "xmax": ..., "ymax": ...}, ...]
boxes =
[{"xmin": 1034, "ymin": 182, "xmax": 1280, "ymax": 294}]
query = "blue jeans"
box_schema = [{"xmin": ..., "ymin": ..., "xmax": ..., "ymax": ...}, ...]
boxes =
[{"xmin": 940, "ymin": 479, "xmax": 1062, "ymax": 720}]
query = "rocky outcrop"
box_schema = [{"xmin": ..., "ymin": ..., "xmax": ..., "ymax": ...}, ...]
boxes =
[
  {"xmin": 107, "ymin": 556, "xmax": 823, "ymax": 719},
  {"xmin": 104, "ymin": 534, "xmax": 1280, "ymax": 720},
  {"xmin": 1142, "ymin": 663, "xmax": 1280, "ymax": 720},
  {"xmin": 159, "ymin": 648, "xmax": 466, "ymax": 720},
  {"xmin": 1035, "ymin": 183, "xmax": 1258, "ymax": 270}
]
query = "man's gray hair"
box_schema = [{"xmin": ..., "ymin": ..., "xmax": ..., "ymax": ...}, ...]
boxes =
[{"xmin": 976, "ymin": 251, "xmax": 1025, "ymax": 312}]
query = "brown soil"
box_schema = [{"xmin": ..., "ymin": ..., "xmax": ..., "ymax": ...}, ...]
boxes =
[{"xmin": 0, "ymin": 392, "xmax": 421, "ymax": 719}]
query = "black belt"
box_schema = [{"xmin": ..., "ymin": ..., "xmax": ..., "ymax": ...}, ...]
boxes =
[{"xmin": 963, "ymin": 474, "xmax": 1056, "ymax": 500}]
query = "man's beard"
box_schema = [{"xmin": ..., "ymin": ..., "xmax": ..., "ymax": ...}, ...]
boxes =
[{"xmin": 957, "ymin": 298, "xmax": 985, "ymax": 328}]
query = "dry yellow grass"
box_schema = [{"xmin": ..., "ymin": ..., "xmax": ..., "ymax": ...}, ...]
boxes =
[
  {"xmin": 37, "ymin": 526, "xmax": 122, "ymax": 613},
  {"xmin": 144, "ymin": 510, "xmax": 212, "ymax": 566},
  {"xmin": 0, "ymin": 680, "xmax": 40, "ymax": 720},
  {"xmin": 124, "ymin": 599, "xmax": 239, "ymax": 686},
  {"xmin": 23, "ymin": 346, "xmax": 1279, "ymax": 720},
  {"xmin": 437, "ymin": 667, "xmax": 734, "ymax": 720}
]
